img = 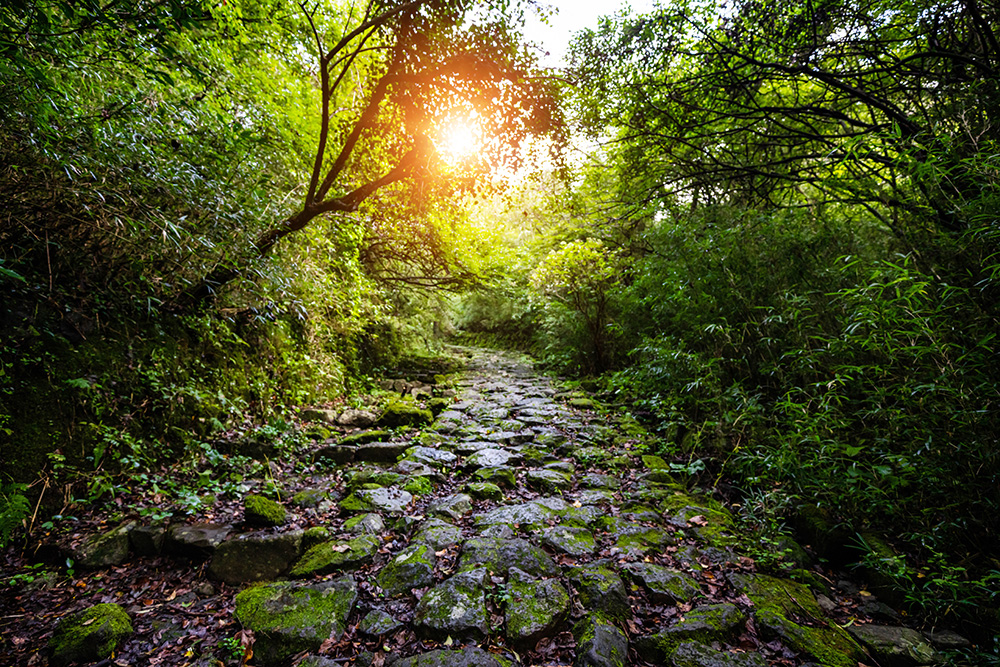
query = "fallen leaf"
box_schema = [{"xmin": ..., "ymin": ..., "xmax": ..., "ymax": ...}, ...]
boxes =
[{"xmin": 687, "ymin": 515, "xmax": 708, "ymax": 526}]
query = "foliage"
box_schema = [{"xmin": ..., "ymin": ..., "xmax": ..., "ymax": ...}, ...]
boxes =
[{"xmin": 0, "ymin": 483, "xmax": 30, "ymax": 548}]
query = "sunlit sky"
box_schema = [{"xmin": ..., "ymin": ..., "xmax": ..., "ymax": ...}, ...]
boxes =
[{"xmin": 523, "ymin": 0, "xmax": 657, "ymax": 67}]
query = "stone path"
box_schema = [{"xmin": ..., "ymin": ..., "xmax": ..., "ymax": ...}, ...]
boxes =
[{"xmin": 4, "ymin": 348, "xmax": 958, "ymax": 667}]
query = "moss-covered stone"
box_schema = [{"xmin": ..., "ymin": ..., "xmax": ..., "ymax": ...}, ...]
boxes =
[
  {"xmin": 74, "ymin": 522, "xmax": 134, "ymax": 569},
  {"xmin": 414, "ymin": 568, "xmax": 489, "ymax": 640},
  {"xmin": 848, "ymin": 624, "xmax": 941, "ymax": 666},
  {"xmin": 574, "ymin": 617, "xmax": 629, "ymax": 667},
  {"xmin": 427, "ymin": 398, "xmax": 451, "ymax": 416},
  {"xmin": 729, "ymin": 572, "xmax": 865, "ymax": 667},
  {"xmin": 343, "ymin": 513, "xmax": 385, "ymax": 534},
  {"xmin": 568, "ymin": 563, "xmax": 631, "ymax": 622},
  {"xmin": 49, "ymin": 603, "xmax": 133, "ymax": 666},
  {"xmin": 339, "ymin": 430, "xmax": 392, "ymax": 446},
  {"xmin": 289, "ymin": 535, "xmax": 380, "ymax": 577},
  {"xmin": 525, "ymin": 468, "xmax": 572, "ymax": 493},
  {"xmin": 505, "ymin": 567, "xmax": 570, "ymax": 647},
  {"xmin": 464, "ymin": 481, "xmax": 504, "ymax": 500},
  {"xmin": 671, "ymin": 641, "xmax": 767, "ymax": 667},
  {"xmin": 244, "ymin": 494, "xmax": 287, "ymax": 527},
  {"xmin": 378, "ymin": 403, "xmax": 433, "ymax": 428},
  {"xmin": 376, "ymin": 543, "xmax": 436, "ymax": 597},
  {"xmin": 208, "ymin": 531, "xmax": 303, "ymax": 585},
  {"xmin": 458, "ymin": 536, "xmax": 558, "ymax": 577},
  {"xmin": 472, "ymin": 466, "xmax": 517, "ymax": 488},
  {"xmin": 291, "ymin": 487, "xmax": 329, "ymax": 508},
  {"xmin": 624, "ymin": 563, "xmax": 701, "ymax": 603},
  {"xmin": 234, "ymin": 577, "xmax": 357, "ymax": 666},
  {"xmin": 404, "ymin": 476, "xmax": 435, "ymax": 495},
  {"xmin": 542, "ymin": 525, "xmax": 596, "ymax": 556},
  {"xmin": 634, "ymin": 603, "xmax": 747, "ymax": 662},
  {"xmin": 339, "ymin": 486, "xmax": 413, "ymax": 514}
]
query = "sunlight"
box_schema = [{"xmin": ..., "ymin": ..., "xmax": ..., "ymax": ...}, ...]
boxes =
[{"xmin": 435, "ymin": 114, "xmax": 483, "ymax": 166}]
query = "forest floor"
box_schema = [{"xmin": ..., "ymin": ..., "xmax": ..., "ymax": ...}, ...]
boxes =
[{"xmin": 0, "ymin": 347, "xmax": 960, "ymax": 667}]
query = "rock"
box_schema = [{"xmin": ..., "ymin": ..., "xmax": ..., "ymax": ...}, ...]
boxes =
[
  {"xmin": 289, "ymin": 535, "xmax": 380, "ymax": 577},
  {"xmin": 641, "ymin": 455, "xmax": 669, "ymax": 470},
  {"xmin": 358, "ymin": 609, "xmax": 402, "ymax": 637},
  {"xmin": 671, "ymin": 641, "xmax": 767, "ymax": 667},
  {"xmin": 458, "ymin": 536, "xmax": 559, "ymax": 577},
  {"xmin": 74, "ymin": 522, "xmax": 134, "ymax": 568},
  {"xmin": 337, "ymin": 409, "xmax": 376, "ymax": 427},
  {"xmin": 464, "ymin": 482, "xmax": 504, "ymax": 500},
  {"xmin": 208, "ymin": 531, "xmax": 303, "ymax": 585},
  {"xmin": 340, "ymin": 487, "xmax": 413, "ymax": 514},
  {"xmin": 572, "ymin": 446, "xmax": 610, "ymax": 465},
  {"xmin": 376, "ymin": 543, "xmax": 436, "ymax": 597},
  {"xmin": 464, "ymin": 448, "xmax": 518, "ymax": 469},
  {"xmin": 392, "ymin": 460, "xmax": 441, "ymax": 477},
  {"xmin": 129, "ymin": 525, "xmax": 166, "ymax": 556},
  {"xmin": 579, "ymin": 473, "xmax": 620, "ymax": 489},
  {"xmin": 49, "ymin": 603, "xmax": 133, "ymax": 667},
  {"xmin": 623, "ymin": 563, "xmax": 701, "ymax": 603},
  {"xmin": 402, "ymin": 446, "xmax": 458, "ymax": 468},
  {"xmin": 392, "ymin": 647, "xmax": 513, "ymax": 667},
  {"xmin": 244, "ymin": 495, "xmax": 287, "ymax": 526},
  {"xmin": 429, "ymin": 493, "xmax": 474, "ymax": 520},
  {"xmin": 414, "ymin": 568, "xmax": 489, "ymax": 640},
  {"xmin": 472, "ymin": 466, "xmax": 518, "ymax": 488},
  {"xmin": 314, "ymin": 444, "xmax": 355, "ymax": 464},
  {"xmin": 574, "ymin": 617, "xmax": 628, "ymax": 667},
  {"xmin": 568, "ymin": 398, "xmax": 597, "ymax": 410},
  {"xmin": 234, "ymin": 576, "xmax": 357, "ymax": 666},
  {"xmin": 412, "ymin": 518, "xmax": 463, "ymax": 550},
  {"xmin": 378, "ymin": 403, "xmax": 433, "ymax": 428},
  {"xmin": 343, "ymin": 513, "xmax": 385, "ymax": 534},
  {"xmin": 634, "ymin": 604, "xmax": 747, "ymax": 662},
  {"xmin": 355, "ymin": 441, "xmax": 411, "ymax": 462},
  {"xmin": 473, "ymin": 499, "xmax": 560, "ymax": 532},
  {"xmin": 542, "ymin": 525, "xmax": 596, "ymax": 556},
  {"xmin": 300, "ymin": 408, "xmax": 337, "ymax": 423},
  {"xmin": 613, "ymin": 527, "xmax": 676, "ymax": 556},
  {"xmin": 506, "ymin": 567, "xmax": 570, "ymax": 646},
  {"xmin": 729, "ymin": 572, "xmax": 865, "ymax": 667},
  {"xmin": 525, "ymin": 468, "xmax": 573, "ymax": 493},
  {"xmin": 292, "ymin": 487, "xmax": 329, "ymax": 508},
  {"xmin": 924, "ymin": 629, "xmax": 971, "ymax": 650},
  {"xmin": 339, "ymin": 430, "xmax": 392, "ymax": 446},
  {"xmin": 164, "ymin": 523, "xmax": 232, "ymax": 558},
  {"xmin": 568, "ymin": 563, "xmax": 631, "ymax": 622},
  {"xmin": 848, "ymin": 625, "xmax": 942, "ymax": 666}
]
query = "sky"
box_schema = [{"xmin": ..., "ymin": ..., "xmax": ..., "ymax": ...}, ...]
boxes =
[{"xmin": 522, "ymin": 0, "xmax": 657, "ymax": 67}]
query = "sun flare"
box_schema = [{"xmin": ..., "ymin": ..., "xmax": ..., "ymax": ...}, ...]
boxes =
[{"xmin": 435, "ymin": 115, "xmax": 483, "ymax": 165}]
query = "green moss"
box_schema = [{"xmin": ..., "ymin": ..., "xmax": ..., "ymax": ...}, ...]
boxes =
[
  {"xmin": 49, "ymin": 603, "xmax": 133, "ymax": 666},
  {"xmin": 731, "ymin": 573, "xmax": 864, "ymax": 667},
  {"xmin": 403, "ymin": 476, "xmax": 435, "ymax": 495},
  {"xmin": 339, "ymin": 430, "xmax": 391, "ymax": 446},
  {"xmin": 472, "ymin": 467, "xmax": 517, "ymax": 488},
  {"xmin": 377, "ymin": 403, "xmax": 433, "ymax": 428},
  {"xmin": 427, "ymin": 398, "xmax": 450, "ymax": 416},
  {"xmin": 244, "ymin": 494, "xmax": 287, "ymax": 526},
  {"xmin": 464, "ymin": 481, "xmax": 503, "ymax": 500},
  {"xmin": 302, "ymin": 526, "xmax": 330, "ymax": 550},
  {"xmin": 289, "ymin": 535, "xmax": 380, "ymax": 577}
]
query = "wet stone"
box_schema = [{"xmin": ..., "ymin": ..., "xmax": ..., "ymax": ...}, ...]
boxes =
[
  {"xmin": 164, "ymin": 523, "xmax": 232, "ymax": 558},
  {"xmin": 392, "ymin": 647, "xmax": 511, "ymax": 667},
  {"xmin": 848, "ymin": 625, "xmax": 941, "ymax": 666},
  {"xmin": 343, "ymin": 513, "xmax": 385, "ymax": 534},
  {"xmin": 74, "ymin": 522, "xmax": 133, "ymax": 569},
  {"xmin": 506, "ymin": 567, "xmax": 571, "ymax": 646},
  {"xmin": 542, "ymin": 525, "xmax": 597, "ymax": 556},
  {"xmin": 473, "ymin": 500, "xmax": 559, "ymax": 532},
  {"xmin": 575, "ymin": 617, "xmax": 628, "ymax": 667},
  {"xmin": 289, "ymin": 535, "xmax": 380, "ymax": 577},
  {"xmin": 579, "ymin": 473, "xmax": 621, "ymax": 490},
  {"xmin": 472, "ymin": 466, "xmax": 517, "ymax": 488},
  {"xmin": 458, "ymin": 536, "xmax": 559, "ymax": 577},
  {"xmin": 453, "ymin": 440, "xmax": 498, "ymax": 455},
  {"xmin": 208, "ymin": 531, "xmax": 303, "ymax": 585},
  {"xmin": 391, "ymin": 460, "xmax": 439, "ymax": 478},
  {"xmin": 464, "ymin": 482, "xmax": 504, "ymax": 501},
  {"xmin": 355, "ymin": 441, "xmax": 410, "ymax": 463},
  {"xmin": 403, "ymin": 446, "xmax": 458, "ymax": 468},
  {"xmin": 412, "ymin": 518, "xmax": 463, "ymax": 550},
  {"xmin": 526, "ymin": 468, "xmax": 573, "ymax": 493},
  {"xmin": 340, "ymin": 487, "xmax": 413, "ymax": 514},
  {"xmin": 358, "ymin": 610, "xmax": 402, "ymax": 638},
  {"xmin": 544, "ymin": 460, "xmax": 576, "ymax": 474},
  {"xmin": 672, "ymin": 642, "xmax": 767, "ymax": 667},
  {"xmin": 429, "ymin": 493, "xmax": 474, "ymax": 520},
  {"xmin": 568, "ymin": 563, "xmax": 632, "ymax": 622},
  {"xmin": 233, "ymin": 576, "xmax": 357, "ymax": 667},
  {"xmin": 574, "ymin": 489, "xmax": 616, "ymax": 505},
  {"xmin": 414, "ymin": 568, "xmax": 489, "ymax": 640},
  {"xmin": 624, "ymin": 562, "xmax": 701, "ymax": 603},
  {"xmin": 464, "ymin": 448, "xmax": 518, "ymax": 469},
  {"xmin": 613, "ymin": 527, "xmax": 676, "ymax": 556},
  {"xmin": 376, "ymin": 543, "xmax": 436, "ymax": 597},
  {"xmin": 129, "ymin": 525, "xmax": 165, "ymax": 556}
]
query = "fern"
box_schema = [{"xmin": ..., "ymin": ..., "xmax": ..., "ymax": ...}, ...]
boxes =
[{"xmin": 0, "ymin": 483, "xmax": 29, "ymax": 548}]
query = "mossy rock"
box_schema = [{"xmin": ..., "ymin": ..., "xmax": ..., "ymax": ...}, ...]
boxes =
[
  {"xmin": 339, "ymin": 430, "xmax": 392, "ymax": 446},
  {"xmin": 234, "ymin": 577, "xmax": 357, "ymax": 666},
  {"xmin": 414, "ymin": 568, "xmax": 489, "ymax": 640},
  {"xmin": 74, "ymin": 522, "xmax": 134, "ymax": 569},
  {"xmin": 464, "ymin": 481, "xmax": 504, "ymax": 501},
  {"xmin": 729, "ymin": 572, "xmax": 865, "ymax": 667},
  {"xmin": 378, "ymin": 403, "xmax": 433, "ymax": 428},
  {"xmin": 289, "ymin": 535, "xmax": 380, "ymax": 577},
  {"xmin": 472, "ymin": 466, "xmax": 517, "ymax": 488},
  {"xmin": 427, "ymin": 398, "xmax": 451, "ymax": 416},
  {"xmin": 376, "ymin": 543, "xmax": 436, "ymax": 597},
  {"xmin": 505, "ymin": 567, "xmax": 571, "ymax": 647},
  {"xmin": 302, "ymin": 425, "xmax": 332, "ymax": 441},
  {"xmin": 671, "ymin": 641, "xmax": 767, "ymax": 667},
  {"xmin": 568, "ymin": 397, "xmax": 598, "ymax": 410},
  {"xmin": 245, "ymin": 495, "xmax": 287, "ymax": 527},
  {"xmin": 49, "ymin": 603, "xmax": 133, "ymax": 666},
  {"xmin": 568, "ymin": 563, "xmax": 632, "ymax": 622},
  {"xmin": 403, "ymin": 476, "xmax": 435, "ymax": 496},
  {"xmin": 346, "ymin": 467, "xmax": 403, "ymax": 491},
  {"xmin": 573, "ymin": 617, "xmax": 629, "ymax": 667},
  {"xmin": 634, "ymin": 603, "xmax": 746, "ymax": 662}
]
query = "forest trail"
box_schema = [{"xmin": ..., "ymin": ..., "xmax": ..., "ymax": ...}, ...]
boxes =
[{"xmin": 1, "ymin": 348, "xmax": 953, "ymax": 667}]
